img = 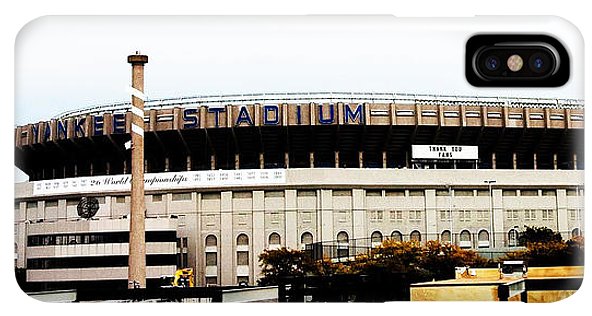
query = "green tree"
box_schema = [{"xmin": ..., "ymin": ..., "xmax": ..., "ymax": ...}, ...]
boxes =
[
  {"xmin": 518, "ymin": 226, "xmax": 562, "ymax": 246},
  {"xmin": 257, "ymin": 247, "xmax": 307, "ymax": 286}
]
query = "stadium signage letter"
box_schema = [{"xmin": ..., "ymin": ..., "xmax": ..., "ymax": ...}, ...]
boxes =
[{"xmin": 21, "ymin": 103, "xmax": 368, "ymax": 145}]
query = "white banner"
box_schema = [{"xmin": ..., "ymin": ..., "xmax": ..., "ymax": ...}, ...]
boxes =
[
  {"xmin": 32, "ymin": 169, "xmax": 286, "ymax": 196},
  {"xmin": 411, "ymin": 145, "xmax": 478, "ymax": 160}
]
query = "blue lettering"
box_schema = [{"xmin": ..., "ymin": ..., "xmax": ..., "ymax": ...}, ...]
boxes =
[
  {"xmin": 183, "ymin": 108, "xmax": 199, "ymax": 129},
  {"xmin": 93, "ymin": 116, "xmax": 104, "ymax": 136},
  {"xmin": 112, "ymin": 113, "xmax": 125, "ymax": 134},
  {"xmin": 57, "ymin": 120, "xmax": 68, "ymax": 139},
  {"xmin": 318, "ymin": 104, "xmax": 335, "ymax": 124},
  {"xmin": 263, "ymin": 105, "xmax": 280, "ymax": 125},
  {"xmin": 31, "ymin": 124, "xmax": 39, "ymax": 143},
  {"xmin": 75, "ymin": 118, "xmax": 86, "ymax": 137},
  {"xmin": 235, "ymin": 106, "xmax": 254, "ymax": 126},
  {"xmin": 208, "ymin": 107, "xmax": 225, "ymax": 128},
  {"xmin": 43, "ymin": 122, "xmax": 51, "ymax": 142},
  {"xmin": 344, "ymin": 103, "xmax": 365, "ymax": 124}
]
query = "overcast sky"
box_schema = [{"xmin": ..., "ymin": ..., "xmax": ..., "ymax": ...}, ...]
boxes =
[{"xmin": 13, "ymin": 15, "xmax": 584, "ymax": 181}]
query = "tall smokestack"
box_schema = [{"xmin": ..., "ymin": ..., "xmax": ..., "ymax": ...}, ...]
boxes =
[{"xmin": 127, "ymin": 53, "xmax": 148, "ymax": 289}]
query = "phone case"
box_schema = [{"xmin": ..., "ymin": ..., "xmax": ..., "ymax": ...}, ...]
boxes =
[{"xmin": 13, "ymin": 15, "xmax": 584, "ymax": 303}]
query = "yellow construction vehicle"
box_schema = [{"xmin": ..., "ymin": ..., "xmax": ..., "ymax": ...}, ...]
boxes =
[{"xmin": 160, "ymin": 268, "xmax": 194, "ymax": 288}]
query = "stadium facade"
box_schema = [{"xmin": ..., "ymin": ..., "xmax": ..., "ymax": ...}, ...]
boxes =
[{"xmin": 14, "ymin": 92, "xmax": 584, "ymax": 290}]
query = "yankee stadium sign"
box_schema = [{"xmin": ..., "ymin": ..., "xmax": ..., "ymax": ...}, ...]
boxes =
[{"xmin": 18, "ymin": 103, "xmax": 368, "ymax": 145}]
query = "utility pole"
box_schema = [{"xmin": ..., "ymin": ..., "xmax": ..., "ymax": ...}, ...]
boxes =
[
  {"xmin": 485, "ymin": 180, "xmax": 497, "ymax": 249},
  {"xmin": 128, "ymin": 53, "xmax": 148, "ymax": 289}
]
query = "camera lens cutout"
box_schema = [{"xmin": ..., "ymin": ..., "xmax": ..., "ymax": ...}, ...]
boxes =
[
  {"xmin": 529, "ymin": 52, "xmax": 551, "ymax": 74},
  {"xmin": 467, "ymin": 35, "xmax": 569, "ymax": 87},
  {"xmin": 484, "ymin": 56, "xmax": 500, "ymax": 71}
]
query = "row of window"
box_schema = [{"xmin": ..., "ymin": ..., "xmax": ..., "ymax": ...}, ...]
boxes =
[
  {"xmin": 27, "ymin": 254, "xmax": 176, "ymax": 270},
  {"xmin": 18, "ymin": 187, "xmax": 583, "ymax": 210},
  {"xmin": 505, "ymin": 209, "xmax": 557, "ymax": 221},
  {"xmin": 27, "ymin": 231, "xmax": 177, "ymax": 247}
]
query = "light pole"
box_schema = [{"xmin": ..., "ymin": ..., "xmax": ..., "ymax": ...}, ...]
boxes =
[
  {"xmin": 484, "ymin": 180, "xmax": 497, "ymax": 249},
  {"xmin": 446, "ymin": 184, "xmax": 453, "ymax": 244}
]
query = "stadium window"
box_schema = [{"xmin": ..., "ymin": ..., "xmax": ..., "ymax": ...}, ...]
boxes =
[
  {"xmin": 435, "ymin": 189, "xmax": 449, "ymax": 196},
  {"xmin": 333, "ymin": 190, "xmax": 352, "ymax": 196},
  {"xmin": 408, "ymin": 190, "xmax": 424, "ymax": 197},
  {"xmin": 508, "ymin": 113, "xmax": 523, "ymax": 120},
  {"xmin": 265, "ymin": 191, "xmax": 285, "ymax": 198},
  {"xmin": 389, "ymin": 210, "xmax": 403, "ymax": 221},
  {"xmin": 371, "ymin": 231, "xmax": 383, "ymax": 247},
  {"xmin": 524, "ymin": 209, "xmax": 537, "ymax": 221},
  {"xmin": 487, "ymin": 112, "xmax": 502, "ymax": 119},
  {"xmin": 410, "ymin": 230, "xmax": 421, "ymax": 242},
  {"xmin": 520, "ymin": 189, "xmax": 539, "ymax": 196},
  {"xmin": 45, "ymin": 200, "xmax": 58, "ymax": 208},
  {"xmin": 477, "ymin": 190, "xmax": 489, "ymax": 196},
  {"xmin": 152, "ymin": 194, "xmax": 163, "ymax": 202},
  {"xmin": 268, "ymin": 233, "xmax": 281, "ymax": 248},
  {"xmin": 385, "ymin": 190, "xmax": 405, "ymax": 196},
  {"xmin": 297, "ymin": 190, "xmax": 316, "ymax": 197},
  {"xmin": 337, "ymin": 231, "xmax": 349, "ymax": 258},
  {"xmin": 172, "ymin": 192, "xmax": 192, "ymax": 201},
  {"xmin": 366, "ymin": 190, "xmax": 382, "ymax": 197},
  {"xmin": 440, "ymin": 210, "xmax": 451, "ymax": 221},
  {"xmin": 459, "ymin": 210, "xmax": 471, "ymax": 222},
  {"xmin": 206, "ymin": 252, "xmax": 217, "ymax": 266},
  {"xmin": 370, "ymin": 210, "xmax": 384, "ymax": 221},
  {"xmin": 234, "ymin": 191, "xmax": 252, "ymax": 199},
  {"xmin": 572, "ymin": 228, "xmax": 582, "ymax": 238},
  {"xmin": 503, "ymin": 190, "xmax": 517, "ymax": 196},
  {"xmin": 422, "ymin": 110, "xmax": 438, "ymax": 117},
  {"xmin": 409, "ymin": 210, "xmax": 422, "ymax": 222},
  {"xmin": 237, "ymin": 276, "xmax": 249, "ymax": 285},
  {"xmin": 26, "ymin": 201, "xmax": 38, "ymax": 209},
  {"xmin": 202, "ymin": 192, "xmax": 220, "ymax": 200},
  {"xmin": 508, "ymin": 229, "xmax": 519, "ymax": 247},
  {"xmin": 459, "ymin": 230, "xmax": 472, "ymax": 248},
  {"xmin": 115, "ymin": 196, "xmax": 126, "ymax": 204},
  {"xmin": 566, "ymin": 189, "xmax": 578, "ymax": 196},
  {"xmin": 237, "ymin": 252, "xmax": 249, "ymax": 266},
  {"xmin": 205, "ymin": 277, "xmax": 218, "ymax": 285},
  {"xmin": 66, "ymin": 199, "xmax": 79, "ymax": 206},
  {"xmin": 465, "ymin": 111, "xmax": 480, "ymax": 118},
  {"xmin": 301, "ymin": 232, "xmax": 313, "ymax": 245},
  {"xmin": 549, "ymin": 114, "xmax": 564, "ymax": 120},
  {"xmin": 14, "ymin": 202, "xmax": 21, "ymax": 210},
  {"xmin": 237, "ymin": 234, "xmax": 249, "ymax": 246},
  {"xmin": 541, "ymin": 209, "xmax": 555, "ymax": 221},
  {"xmin": 391, "ymin": 231, "xmax": 403, "ymax": 242},
  {"xmin": 443, "ymin": 111, "xmax": 459, "ymax": 118},
  {"xmin": 476, "ymin": 210, "xmax": 488, "ymax": 222},
  {"xmin": 396, "ymin": 110, "xmax": 415, "ymax": 116},
  {"xmin": 568, "ymin": 209, "xmax": 582, "ymax": 220},
  {"xmin": 506, "ymin": 210, "xmax": 520, "ymax": 220},
  {"xmin": 441, "ymin": 230, "xmax": 451, "ymax": 243},
  {"xmin": 478, "ymin": 230, "xmax": 490, "ymax": 248},
  {"xmin": 454, "ymin": 189, "xmax": 474, "ymax": 197},
  {"xmin": 205, "ymin": 235, "xmax": 217, "ymax": 247},
  {"xmin": 542, "ymin": 190, "xmax": 556, "ymax": 196}
]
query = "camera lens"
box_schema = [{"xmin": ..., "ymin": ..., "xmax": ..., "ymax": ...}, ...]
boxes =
[
  {"xmin": 484, "ymin": 56, "xmax": 500, "ymax": 71},
  {"xmin": 529, "ymin": 53, "xmax": 552, "ymax": 74}
]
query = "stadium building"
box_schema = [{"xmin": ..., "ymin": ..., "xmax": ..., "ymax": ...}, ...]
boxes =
[{"xmin": 14, "ymin": 92, "xmax": 584, "ymax": 290}]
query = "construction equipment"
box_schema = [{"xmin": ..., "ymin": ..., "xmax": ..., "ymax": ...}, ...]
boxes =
[{"xmin": 160, "ymin": 268, "xmax": 194, "ymax": 288}]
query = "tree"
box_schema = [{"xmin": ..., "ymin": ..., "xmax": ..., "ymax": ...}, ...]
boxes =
[
  {"xmin": 257, "ymin": 247, "xmax": 307, "ymax": 286},
  {"xmin": 518, "ymin": 226, "xmax": 562, "ymax": 246},
  {"xmin": 420, "ymin": 240, "xmax": 490, "ymax": 280}
]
